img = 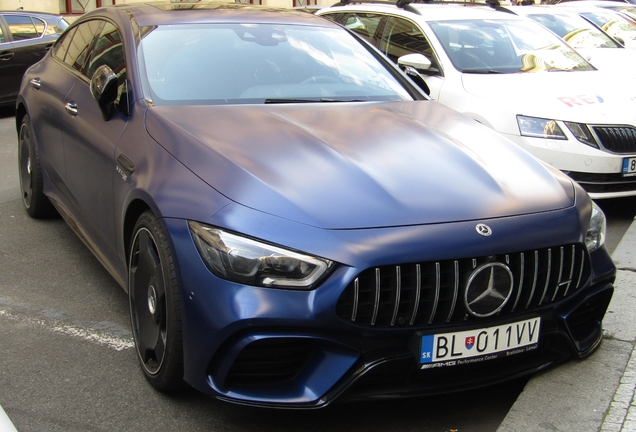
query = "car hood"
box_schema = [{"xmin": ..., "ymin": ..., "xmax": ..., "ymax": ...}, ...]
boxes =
[
  {"xmin": 145, "ymin": 101, "xmax": 575, "ymax": 229},
  {"xmin": 461, "ymin": 71, "xmax": 636, "ymax": 124},
  {"xmin": 577, "ymin": 47, "xmax": 636, "ymax": 72}
]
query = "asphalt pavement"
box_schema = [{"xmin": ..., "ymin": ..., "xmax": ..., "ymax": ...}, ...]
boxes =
[
  {"xmin": 0, "ymin": 100, "xmax": 633, "ymax": 430},
  {"xmin": 497, "ymin": 216, "xmax": 636, "ymax": 432}
]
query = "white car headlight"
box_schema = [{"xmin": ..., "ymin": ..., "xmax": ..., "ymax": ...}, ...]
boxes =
[
  {"xmin": 189, "ymin": 221, "xmax": 334, "ymax": 289},
  {"xmin": 564, "ymin": 122, "xmax": 599, "ymax": 148},
  {"xmin": 517, "ymin": 115, "xmax": 567, "ymax": 140},
  {"xmin": 585, "ymin": 201, "xmax": 606, "ymax": 253}
]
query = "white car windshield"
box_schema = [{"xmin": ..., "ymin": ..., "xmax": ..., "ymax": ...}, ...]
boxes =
[
  {"xmin": 579, "ymin": 10, "xmax": 636, "ymax": 42},
  {"xmin": 139, "ymin": 23, "xmax": 414, "ymax": 105},
  {"xmin": 525, "ymin": 13, "xmax": 619, "ymax": 49},
  {"xmin": 428, "ymin": 19, "xmax": 595, "ymax": 73}
]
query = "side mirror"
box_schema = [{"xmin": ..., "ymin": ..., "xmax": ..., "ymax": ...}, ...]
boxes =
[
  {"xmin": 90, "ymin": 64, "xmax": 119, "ymax": 121},
  {"xmin": 398, "ymin": 53, "xmax": 432, "ymax": 71},
  {"xmin": 398, "ymin": 54, "xmax": 431, "ymax": 96}
]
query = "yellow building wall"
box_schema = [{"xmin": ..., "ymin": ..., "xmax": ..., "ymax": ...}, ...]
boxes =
[
  {"xmin": 0, "ymin": 0, "xmax": 333, "ymax": 14},
  {"xmin": 0, "ymin": 0, "xmax": 59, "ymax": 13}
]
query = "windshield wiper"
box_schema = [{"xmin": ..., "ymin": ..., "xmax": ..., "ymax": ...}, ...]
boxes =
[
  {"xmin": 264, "ymin": 98, "xmax": 366, "ymax": 104},
  {"xmin": 461, "ymin": 69, "xmax": 504, "ymax": 74}
]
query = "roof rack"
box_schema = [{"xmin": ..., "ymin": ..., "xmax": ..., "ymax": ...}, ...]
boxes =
[
  {"xmin": 332, "ymin": 0, "xmax": 516, "ymax": 14},
  {"xmin": 332, "ymin": 0, "xmax": 422, "ymax": 15}
]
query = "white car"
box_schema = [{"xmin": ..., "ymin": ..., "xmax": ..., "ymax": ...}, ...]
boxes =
[
  {"xmin": 317, "ymin": 1, "xmax": 636, "ymax": 199},
  {"xmin": 508, "ymin": 5, "xmax": 636, "ymax": 71},
  {"xmin": 559, "ymin": 0, "xmax": 636, "ymax": 22},
  {"xmin": 556, "ymin": 2, "xmax": 636, "ymax": 48}
]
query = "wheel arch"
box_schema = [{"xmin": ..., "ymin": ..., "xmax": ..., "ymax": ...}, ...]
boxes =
[
  {"xmin": 123, "ymin": 199, "xmax": 152, "ymax": 268},
  {"xmin": 15, "ymin": 103, "xmax": 27, "ymax": 136}
]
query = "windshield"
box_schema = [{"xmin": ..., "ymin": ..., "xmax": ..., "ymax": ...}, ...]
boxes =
[
  {"xmin": 598, "ymin": 5, "xmax": 636, "ymax": 21},
  {"xmin": 580, "ymin": 10, "xmax": 636, "ymax": 42},
  {"xmin": 526, "ymin": 13, "xmax": 619, "ymax": 49},
  {"xmin": 428, "ymin": 19, "xmax": 595, "ymax": 73},
  {"xmin": 139, "ymin": 23, "xmax": 413, "ymax": 105}
]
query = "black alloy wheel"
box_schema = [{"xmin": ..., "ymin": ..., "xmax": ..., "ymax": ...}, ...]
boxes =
[
  {"xmin": 18, "ymin": 115, "xmax": 56, "ymax": 218},
  {"xmin": 129, "ymin": 211, "xmax": 184, "ymax": 390}
]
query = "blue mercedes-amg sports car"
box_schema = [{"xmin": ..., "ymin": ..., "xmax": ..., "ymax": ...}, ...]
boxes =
[{"xmin": 16, "ymin": 1, "xmax": 615, "ymax": 408}]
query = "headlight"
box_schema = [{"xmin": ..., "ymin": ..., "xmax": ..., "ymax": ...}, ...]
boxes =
[
  {"xmin": 189, "ymin": 221, "xmax": 334, "ymax": 289},
  {"xmin": 517, "ymin": 115, "xmax": 566, "ymax": 140},
  {"xmin": 585, "ymin": 201, "xmax": 606, "ymax": 253},
  {"xmin": 564, "ymin": 122, "xmax": 599, "ymax": 148}
]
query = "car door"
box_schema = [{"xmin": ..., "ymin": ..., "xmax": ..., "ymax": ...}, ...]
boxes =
[
  {"xmin": 1, "ymin": 14, "xmax": 54, "ymax": 102},
  {"xmin": 61, "ymin": 19, "xmax": 129, "ymax": 257},
  {"xmin": 0, "ymin": 20, "xmax": 20, "ymax": 105},
  {"xmin": 378, "ymin": 17, "xmax": 445, "ymax": 100},
  {"xmin": 26, "ymin": 22, "xmax": 92, "ymax": 193}
]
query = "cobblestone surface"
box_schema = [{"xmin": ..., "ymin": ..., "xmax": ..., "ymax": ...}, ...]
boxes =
[
  {"xmin": 602, "ymin": 347, "xmax": 636, "ymax": 432},
  {"xmin": 601, "ymin": 349, "xmax": 636, "ymax": 432}
]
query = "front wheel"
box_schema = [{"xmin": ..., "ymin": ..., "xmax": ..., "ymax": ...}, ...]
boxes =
[
  {"xmin": 129, "ymin": 211, "xmax": 184, "ymax": 390},
  {"xmin": 18, "ymin": 115, "xmax": 57, "ymax": 218}
]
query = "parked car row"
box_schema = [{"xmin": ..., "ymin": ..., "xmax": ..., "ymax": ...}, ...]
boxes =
[
  {"xmin": 12, "ymin": 0, "xmax": 622, "ymax": 409},
  {"xmin": 558, "ymin": 1, "xmax": 636, "ymax": 47}
]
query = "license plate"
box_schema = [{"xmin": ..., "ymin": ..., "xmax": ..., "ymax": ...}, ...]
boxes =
[
  {"xmin": 419, "ymin": 317, "xmax": 540, "ymax": 369},
  {"xmin": 623, "ymin": 157, "xmax": 636, "ymax": 176}
]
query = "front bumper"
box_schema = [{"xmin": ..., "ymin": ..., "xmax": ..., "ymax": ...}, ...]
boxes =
[
  {"xmin": 163, "ymin": 211, "xmax": 616, "ymax": 408},
  {"xmin": 504, "ymin": 134, "xmax": 636, "ymax": 198}
]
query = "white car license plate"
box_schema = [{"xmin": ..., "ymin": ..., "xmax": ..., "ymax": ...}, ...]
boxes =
[
  {"xmin": 623, "ymin": 157, "xmax": 636, "ymax": 176},
  {"xmin": 419, "ymin": 317, "xmax": 540, "ymax": 369}
]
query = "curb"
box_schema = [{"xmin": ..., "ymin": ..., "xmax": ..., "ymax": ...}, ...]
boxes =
[
  {"xmin": 0, "ymin": 405, "xmax": 17, "ymax": 432},
  {"xmin": 497, "ymin": 217, "xmax": 636, "ymax": 432}
]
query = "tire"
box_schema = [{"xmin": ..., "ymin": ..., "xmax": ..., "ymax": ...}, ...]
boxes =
[
  {"xmin": 129, "ymin": 211, "xmax": 184, "ymax": 391},
  {"xmin": 18, "ymin": 115, "xmax": 57, "ymax": 218}
]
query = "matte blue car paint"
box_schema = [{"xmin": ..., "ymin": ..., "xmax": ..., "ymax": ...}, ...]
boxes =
[
  {"xmin": 15, "ymin": 2, "xmax": 616, "ymax": 407},
  {"xmin": 164, "ymin": 198, "xmax": 600, "ymax": 405},
  {"xmin": 145, "ymin": 102, "xmax": 577, "ymax": 229}
]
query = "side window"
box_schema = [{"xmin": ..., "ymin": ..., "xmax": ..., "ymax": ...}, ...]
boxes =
[
  {"xmin": 51, "ymin": 27, "xmax": 76, "ymax": 62},
  {"xmin": 86, "ymin": 22, "xmax": 126, "ymax": 83},
  {"xmin": 0, "ymin": 25, "xmax": 4, "ymax": 43},
  {"xmin": 342, "ymin": 13, "xmax": 384, "ymax": 46},
  {"xmin": 321, "ymin": 13, "xmax": 385, "ymax": 47},
  {"xmin": 64, "ymin": 20, "xmax": 103, "ymax": 73},
  {"xmin": 45, "ymin": 18, "xmax": 68, "ymax": 35},
  {"xmin": 32, "ymin": 18, "xmax": 46, "ymax": 37},
  {"xmin": 5, "ymin": 15, "xmax": 40, "ymax": 40},
  {"xmin": 85, "ymin": 21, "xmax": 129, "ymax": 114},
  {"xmin": 381, "ymin": 17, "xmax": 442, "ymax": 75}
]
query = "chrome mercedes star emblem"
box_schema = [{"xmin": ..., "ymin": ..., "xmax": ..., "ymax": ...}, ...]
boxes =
[
  {"xmin": 475, "ymin": 223, "xmax": 492, "ymax": 237},
  {"xmin": 464, "ymin": 263, "xmax": 513, "ymax": 317}
]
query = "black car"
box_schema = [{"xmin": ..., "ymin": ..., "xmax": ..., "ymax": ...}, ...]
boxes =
[{"xmin": 0, "ymin": 10, "xmax": 68, "ymax": 107}]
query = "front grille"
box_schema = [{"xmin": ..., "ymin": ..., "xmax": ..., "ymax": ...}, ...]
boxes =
[
  {"xmin": 225, "ymin": 338, "xmax": 315, "ymax": 387},
  {"xmin": 566, "ymin": 171, "xmax": 636, "ymax": 194},
  {"xmin": 593, "ymin": 126, "xmax": 636, "ymax": 154},
  {"xmin": 336, "ymin": 245, "xmax": 589, "ymax": 328}
]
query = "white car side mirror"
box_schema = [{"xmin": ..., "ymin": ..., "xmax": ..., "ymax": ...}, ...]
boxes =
[{"xmin": 398, "ymin": 53, "xmax": 432, "ymax": 71}]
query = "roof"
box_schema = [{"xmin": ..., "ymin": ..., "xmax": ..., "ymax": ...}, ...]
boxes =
[
  {"xmin": 321, "ymin": 1, "xmax": 527, "ymax": 21},
  {"xmin": 505, "ymin": 4, "xmax": 583, "ymax": 15},
  {"xmin": 80, "ymin": 2, "xmax": 335, "ymax": 27},
  {"xmin": 0, "ymin": 10, "xmax": 65, "ymax": 19}
]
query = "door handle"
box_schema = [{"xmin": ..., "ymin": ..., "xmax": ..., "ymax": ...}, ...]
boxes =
[
  {"xmin": 0, "ymin": 51, "xmax": 14, "ymax": 61},
  {"xmin": 30, "ymin": 78, "xmax": 41, "ymax": 89},
  {"xmin": 65, "ymin": 102, "xmax": 78, "ymax": 116}
]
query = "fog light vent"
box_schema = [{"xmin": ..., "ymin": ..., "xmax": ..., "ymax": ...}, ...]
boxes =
[{"xmin": 225, "ymin": 338, "xmax": 315, "ymax": 387}]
